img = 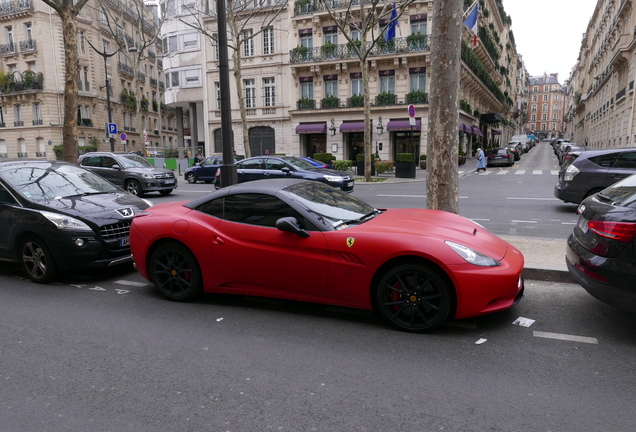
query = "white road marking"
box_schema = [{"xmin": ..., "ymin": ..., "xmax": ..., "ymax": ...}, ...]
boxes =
[
  {"xmin": 506, "ymin": 197, "xmax": 560, "ymax": 201},
  {"xmin": 561, "ymin": 222, "xmax": 577, "ymax": 225},
  {"xmin": 511, "ymin": 220, "xmax": 537, "ymax": 224},
  {"xmin": 377, "ymin": 194, "xmax": 426, "ymax": 198},
  {"xmin": 532, "ymin": 170, "xmax": 542, "ymax": 175},
  {"xmin": 551, "ymin": 170, "xmax": 559, "ymax": 175},
  {"xmin": 515, "ymin": 170, "xmax": 526, "ymax": 175},
  {"xmin": 496, "ymin": 170, "xmax": 509, "ymax": 175},
  {"xmin": 469, "ymin": 218, "xmax": 491, "ymax": 222},
  {"xmin": 533, "ymin": 331, "xmax": 598, "ymax": 344},
  {"xmin": 115, "ymin": 280, "xmax": 147, "ymax": 287}
]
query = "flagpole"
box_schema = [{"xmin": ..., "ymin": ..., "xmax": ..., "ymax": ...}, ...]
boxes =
[{"xmin": 462, "ymin": 0, "xmax": 478, "ymax": 19}]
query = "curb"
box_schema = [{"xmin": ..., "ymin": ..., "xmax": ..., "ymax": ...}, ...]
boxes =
[{"xmin": 522, "ymin": 267, "xmax": 573, "ymax": 283}]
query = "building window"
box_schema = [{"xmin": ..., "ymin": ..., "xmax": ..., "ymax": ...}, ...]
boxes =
[
  {"xmin": 25, "ymin": 22, "xmax": 32, "ymax": 42},
  {"xmin": 533, "ymin": 86, "xmax": 538, "ymax": 92},
  {"xmin": 351, "ymin": 76, "xmax": 362, "ymax": 96},
  {"xmin": 324, "ymin": 77, "xmax": 338, "ymax": 98},
  {"xmin": 0, "ymin": 106, "xmax": 3, "ymax": 126},
  {"xmin": 552, "ymin": 123, "xmax": 557, "ymax": 130},
  {"xmin": 5, "ymin": 26, "xmax": 14, "ymax": 52},
  {"xmin": 350, "ymin": 28, "xmax": 361, "ymax": 41},
  {"xmin": 182, "ymin": 32, "xmax": 199, "ymax": 51},
  {"xmin": 531, "ymin": 114, "xmax": 536, "ymax": 121},
  {"xmin": 263, "ymin": 27, "xmax": 274, "ymax": 55},
  {"xmin": 243, "ymin": 29, "xmax": 254, "ymax": 57},
  {"xmin": 410, "ymin": 72, "xmax": 426, "ymax": 92},
  {"xmin": 379, "ymin": 74, "xmax": 395, "ymax": 94},
  {"xmin": 78, "ymin": 30, "xmax": 86, "ymax": 54},
  {"xmin": 212, "ymin": 33, "xmax": 219, "ymax": 60},
  {"xmin": 532, "ymin": 95, "xmax": 537, "ymax": 102},
  {"xmin": 542, "ymin": 114, "xmax": 547, "ymax": 121},
  {"xmin": 324, "ymin": 29, "xmax": 337, "ymax": 45},
  {"xmin": 300, "ymin": 80, "xmax": 313, "ymax": 99},
  {"xmin": 541, "ymin": 123, "xmax": 546, "ymax": 130},
  {"xmin": 531, "ymin": 105, "xmax": 537, "ymax": 112},
  {"xmin": 215, "ymin": 82, "xmax": 221, "ymax": 109},
  {"xmin": 14, "ymin": 104, "xmax": 22, "ymax": 126},
  {"xmin": 410, "ymin": 18, "xmax": 426, "ymax": 35},
  {"xmin": 244, "ymin": 78, "xmax": 256, "ymax": 108},
  {"xmin": 542, "ymin": 104, "xmax": 548, "ymax": 111},
  {"xmin": 184, "ymin": 68, "xmax": 201, "ymax": 87},
  {"xmin": 263, "ymin": 77, "xmax": 275, "ymax": 107},
  {"xmin": 554, "ymin": 94, "xmax": 559, "ymax": 101},
  {"xmin": 543, "ymin": 94, "xmax": 549, "ymax": 101}
]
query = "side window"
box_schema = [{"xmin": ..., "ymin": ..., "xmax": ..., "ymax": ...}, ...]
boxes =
[
  {"xmin": 589, "ymin": 153, "xmax": 619, "ymax": 168},
  {"xmin": 223, "ymin": 193, "xmax": 306, "ymax": 228},
  {"xmin": 240, "ymin": 158, "xmax": 264, "ymax": 170},
  {"xmin": 82, "ymin": 156, "xmax": 101, "ymax": 167},
  {"xmin": 195, "ymin": 197, "xmax": 224, "ymax": 218},
  {"xmin": 0, "ymin": 185, "xmax": 17, "ymax": 205},
  {"xmin": 615, "ymin": 152, "xmax": 636, "ymax": 169},
  {"xmin": 101, "ymin": 156, "xmax": 118, "ymax": 168},
  {"xmin": 266, "ymin": 158, "xmax": 287, "ymax": 170}
]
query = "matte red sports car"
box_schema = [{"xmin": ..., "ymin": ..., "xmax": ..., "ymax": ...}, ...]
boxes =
[{"xmin": 130, "ymin": 179, "xmax": 524, "ymax": 332}]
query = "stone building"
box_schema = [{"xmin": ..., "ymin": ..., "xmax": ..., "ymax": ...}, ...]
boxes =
[{"xmin": 526, "ymin": 73, "xmax": 566, "ymax": 140}]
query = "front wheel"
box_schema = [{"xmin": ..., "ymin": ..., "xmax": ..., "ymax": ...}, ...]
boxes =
[
  {"xmin": 148, "ymin": 243, "xmax": 203, "ymax": 301},
  {"xmin": 125, "ymin": 179, "xmax": 143, "ymax": 196},
  {"xmin": 376, "ymin": 263, "xmax": 452, "ymax": 332},
  {"xmin": 21, "ymin": 236, "xmax": 58, "ymax": 283},
  {"xmin": 185, "ymin": 172, "xmax": 197, "ymax": 184}
]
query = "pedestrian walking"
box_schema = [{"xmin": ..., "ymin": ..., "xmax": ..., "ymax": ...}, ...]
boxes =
[{"xmin": 476, "ymin": 147, "xmax": 486, "ymax": 172}]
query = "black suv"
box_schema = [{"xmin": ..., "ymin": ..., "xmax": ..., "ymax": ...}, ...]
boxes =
[
  {"xmin": 554, "ymin": 148, "xmax": 636, "ymax": 204},
  {"xmin": 78, "ymin": 152, "xmax": 177, "ymax": 196}
]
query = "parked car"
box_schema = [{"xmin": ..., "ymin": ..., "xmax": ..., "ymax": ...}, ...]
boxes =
[
  {"xmin": 559, "ymin": 144, "xmax": 586, "ymax": 166},
  {"xmin": 566, "ymin": 174, "xmax": 636, "ymax": 312},
  {"xmin": 554, "ymin": 148, "xmax": 636, "ymax": 204},
  {"xmin": 0, "ymin": 160, "xmax": 150, "ymax": 283},
  {"xmin": 130, "ymin": 179, "xmax": 524, "ymax": 332},
  {"xmin": 486, "ymin": 148, "xmax": 514, "ymax": 167},
  {"xmin": 300, "ymin": 157, "xmax": 335, "ymax": 169},
  {"xmin": 214, "ymin": 156, "xmax": 354, "ymax": 192},
  {"xmin": 184, "ymin": 154, "xmax": 228, "ymax": 184},
  {"xmin": 507, "ymin": 142, "xmax": 522, "ymax": 161},
  {"xmin": 78, "ymin": 152, "xmax": 177, "ymax": 197}
]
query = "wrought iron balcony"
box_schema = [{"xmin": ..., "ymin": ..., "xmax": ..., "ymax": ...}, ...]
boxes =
[
  {"xmin": 0, "ymin": 43, "xmax": 16, "ymax": 55},
  {"xmin": 0, "ymin": 0, "xmax": 33, "ymax": 17},
  {"xmin": 19, "ymin": 39, "xmax": 36, "ymax": 52},
  {"xmin": 118, "ymin": 62, "xmax": 134, "ymax": 77}
]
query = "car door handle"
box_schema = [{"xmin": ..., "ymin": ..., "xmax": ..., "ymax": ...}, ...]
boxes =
[{"xmin": 211, "ymin": 235, "xmax": 224, "ymax": 245}]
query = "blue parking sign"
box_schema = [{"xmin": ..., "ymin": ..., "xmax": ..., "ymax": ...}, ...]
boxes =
[{"xmin": 108, "ymin": 123, "xmax": 117, "ymax": 135}]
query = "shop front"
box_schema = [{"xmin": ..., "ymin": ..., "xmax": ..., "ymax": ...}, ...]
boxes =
[
  {"xmin": 387, "ymin": 119, "xmax": 421, "ymax": 160},
  {"xmin": 296, "ymin": 122, "xmax": 327, "ymax": 157}
]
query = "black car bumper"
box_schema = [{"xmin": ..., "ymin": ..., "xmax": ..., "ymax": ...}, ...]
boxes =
[
  {"xmin": 554, "ymin": 183, "xmax": 580, "ymax": 204},
  {"xmin": 566, "ymin": 235, "xmax": 636, "ymax": 312}
]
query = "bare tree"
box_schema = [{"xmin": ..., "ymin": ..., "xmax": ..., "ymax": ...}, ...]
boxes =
[
  {"xmin": 40, "ymin": 0, "xmax": 90, "ymax": 163},
  {"xmin": 316, "ymin": 0, "xmax": 414, "ymax": 181},
  {"xmin": 426, "ymin": 0, "xmax": 462, "ymax": 213},
  {"xmin": 177, "ymin": 0, "xmax": 289, "ymax": 158}
]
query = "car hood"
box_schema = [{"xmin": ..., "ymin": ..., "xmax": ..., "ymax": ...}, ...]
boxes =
[
  {"xmin": 360, "ymin": 208, "xmax": 511, "ymax": 260},
  {"xmin": 30, "ymin": 192, "xmax": 149, "ymax": 225},
  {"xmin": 126, "ymin": 167, "xmax": 173, "ymax": 175},
  {"xmin": 307, "ymin": 168, "xmax": 352, "ymax": 178}
]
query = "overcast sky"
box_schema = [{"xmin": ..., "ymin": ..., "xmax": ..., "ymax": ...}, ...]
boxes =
[{"xmin": 503, "ymin": 0, "xmax": 598, "ymax": 83}]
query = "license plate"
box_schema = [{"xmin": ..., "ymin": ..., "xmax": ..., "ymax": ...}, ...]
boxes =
[
  {"xmin": 163, "ymin": 179, "xmax": 175, "ymax": 185},
  {"xmin": 577, "ymin": 216, "xmax": 589, "ymax": 234},
  {"xmin": 119, "ymin": 237, "xmax": 130, "ymax": 247},
  {"xmin": 346, "ymin": 181, "xmax": 354, "ymax": 187}
]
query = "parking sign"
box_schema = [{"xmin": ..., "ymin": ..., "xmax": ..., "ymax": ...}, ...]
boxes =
[{"xmin": 108, "ymin": 123, "xmax": 117, "ymax": 135}]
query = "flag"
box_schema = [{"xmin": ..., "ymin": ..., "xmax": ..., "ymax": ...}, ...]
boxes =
[
  {"xmin": 385, "ymin": 3, "xmax": 397, "ymax": 42},
  {"xmin": 463, "ymin": 2, "xmax": 479, "ymax": 47}
]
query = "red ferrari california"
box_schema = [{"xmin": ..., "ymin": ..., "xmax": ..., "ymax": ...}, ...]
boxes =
[{"xmin": 130, "ymin": 179, "xmax": 524, "ymax": 332}]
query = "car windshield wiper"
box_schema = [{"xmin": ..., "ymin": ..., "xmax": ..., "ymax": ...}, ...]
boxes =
[
  {"xmin": 62, "ymin": 191, "xmax": 108, "ymax": 198},
  {"xmin": 596, "ymin": 192, "xmax": 612, "ymax": 201},
  {"xmin": 337, "ymin": 209, "xmax": 383, "ymax": 226}
]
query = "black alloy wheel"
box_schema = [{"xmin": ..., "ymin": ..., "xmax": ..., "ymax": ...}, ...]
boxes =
[
  {"xmin": 185, "ymin": 172, "xmax": 197, "ymax": 184},
  {"xmin": 21, "ymin": 236, "xmax": 58, "ymax": 283},
  {"xmin": 149, "ymin": 243, "xmax": 203, "ymax": 301},
  {"xmin": 126, "ymin": 179, "xmax": 143, "ymax": 196},
  {"xmin": 376, "ymin": 264, "xmax": 452, "ymax": 332},
  {"xmin": 160, "ymin": 189, "xmax": 173, "ymax": 196}
]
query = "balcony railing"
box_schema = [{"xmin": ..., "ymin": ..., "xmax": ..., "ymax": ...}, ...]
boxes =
[
  {"xmin": 14, "ymin": 120, "xmax": 24, "ymax": 126},
  {"xmin": 0, "ymin": 42, "xmax": 16, "ymax": 55},
  {"xmin": 289, "ymin": 37, "xmax": 429, "ymax": 64},
  {"xmin": 137, "ymin": 71, "xmax": 146, "ymax": 83},
  {"xmin": 118, "ymin": 62, "xmax": 134, "ymax": 77},
  {"xmin": 32, "ymin": 118, "xmax": 43, "ymax": 125},
  {"xmin": 294, "ymin": 92, "xmax": 428, "ymax": 110},
  {"xmin": 0, "ymin": 71, "xmax": 44, "ymax": 94},
  {"xmin": 0, "ymin": 0, "xmax": 33, "ymax": 16},
  {"xmin": 150, "ymin": 77, "xmax": 157, "ymax": 87},
  {"xmin": 19, "ymin": 39, "xmax": 36, "ymax": 52}
]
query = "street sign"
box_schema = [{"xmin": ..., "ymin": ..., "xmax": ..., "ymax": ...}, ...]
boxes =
[
  {"xmin": 107, "ymin": 123, "xmax": 117, "ymax": 135},
  {"xmin": 120, "ymin": 132, "xmax": 127, "ymax": 141},
  {"xmin": 408, "ymin": 104, "xmax": 416, "ymax": 117}
]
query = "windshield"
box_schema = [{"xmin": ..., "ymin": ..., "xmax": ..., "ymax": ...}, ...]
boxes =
[
  {"xmin": 598, "ymin": 174, "xmax": 636, "ymax": 208},
  {"xmin": 281, "ymin": 182, "xmax": 375, "ymax": 229},
  {"xmin": 281, "ymin": 157, "xmax": 319, "ymax": 170},
  {"xmin": 0, "ymin": 163, "xmax": 120, "ymax": 202},
  {"xmin": 119, "ymin": 154, "xmax": 154, "ymax": 168}
]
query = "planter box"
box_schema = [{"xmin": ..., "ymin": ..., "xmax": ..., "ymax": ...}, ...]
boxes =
[
  {"xmin": 356, "ymin": 161, "xmax": 375, "ymax": 176},
  {"xmin": 395, "ymin": 162, "xmax": 416, "ymax": 178}
]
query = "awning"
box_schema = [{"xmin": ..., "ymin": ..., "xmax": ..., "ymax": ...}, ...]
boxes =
[
  {"xmin": 296, "ymin": 123, "xmax": 327, "ymax": 134},
  {"xmin": 459, "ymin": 123, "xmax": 469, "ymax": 133},
  {"xmin": 387, "ymin": 120, "xmax": 421, "ymax": 131},
  {"xmin": 491, "ymin": 129, "xmax": 502, "ymax": 135},
  {"xmin": 472, "ymin": 126, "xmax": 484, "ymax": 136},
  {"xmin": 340, "ymin": 121, "xmax": 369, "ymax": 133}
]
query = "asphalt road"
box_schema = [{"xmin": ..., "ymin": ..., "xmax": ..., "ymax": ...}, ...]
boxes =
[{"xmin": 0, "ymin": 266, "xmax": 635, "ymax": 431}]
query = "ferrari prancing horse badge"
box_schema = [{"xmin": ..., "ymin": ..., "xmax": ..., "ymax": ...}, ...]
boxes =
[{"xmin": 346, "ymin": 237, "xmax": 355, "ymax": 248}]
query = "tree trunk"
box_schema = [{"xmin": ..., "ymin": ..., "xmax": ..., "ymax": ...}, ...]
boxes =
[
  {"xmin": 229, "ymin": 5, "xmax": 251, "ymax": 159},
  {"xmin": 426, "ymin": 0, "xmax": 462, "ymax": 214},
  {"xmin": 60, "ymin": 6, "xmax": 79, "ymax": 163}
]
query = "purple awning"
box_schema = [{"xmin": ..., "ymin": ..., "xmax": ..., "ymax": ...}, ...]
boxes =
[
  {"xmin": 459, "ymin": 123, "xmax": 469, "ymax": 132},
  {"xmin": 387, "ymin": 120, "xmax": 421, "ymax": 131},
  {"xmin": 340, "ymin": 121, "xmax": 369, "ymax": 133},
  {"xmin": 296, "ymin": 123, "xmax": 327, "ymax": 134},
  {"xmin": 472, "ymin": 126, "xmax": 484, "ymax": 136},
  {"xmin": 491, "ymin": 129, "xmax": 502, "ymax": 135}
]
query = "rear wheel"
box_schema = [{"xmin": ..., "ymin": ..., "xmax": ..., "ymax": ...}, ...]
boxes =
[
  {"xmin": 148, "ymin": 243, "xmax": 202, "ymax": 301},
  {"xmin": 21, "ymin": 236, "xmax": 58, "ymax": 283},
  {"xmin": 376, "ymin": 263, "xmax": 452, "ymax": 332},
  {"xmin": 185, "ymin": 172, "xmax": 197, "ymax": 184},
  {"xmin": 126, "ymin": 179, "xmax": 143, "ymax": 196}
]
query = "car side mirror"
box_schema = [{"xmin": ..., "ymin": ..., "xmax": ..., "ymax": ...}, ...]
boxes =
[
  {"xmin": 111, "ymin": 165, "xmax": 120, "ymax": 170},
  {"xmin": 276, "ymin": 217, "xmax": 310, "ymax": 238},
  {"xmin": 281, "ymin": 167, "xmax": 291, "ymax": 174}
]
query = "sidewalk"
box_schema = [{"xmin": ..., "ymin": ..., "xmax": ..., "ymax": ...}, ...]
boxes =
[{"xmin": 357, "ymin": 159, "xmax": 573, "ymax": 283}]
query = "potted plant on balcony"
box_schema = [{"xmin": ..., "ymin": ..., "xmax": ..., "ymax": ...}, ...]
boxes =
[
  {"xmin": 375, "ymin": 92, "xmax": 396, "ymax": 106},
  {"xmin": 298, "ymin": 98, "xmax": 314, "ymax": 109},
  {"xmin": 292, "ymin": 45, "xmax": 309, "ymax": 61},
  {"xmin": 395, "ymin": 153, "xmax": 416, "ymax": 178},
  {"xmin": 406, "ymin": 90, "xmax": 427, "ymax": 104},
  {"xmin": 346, "ymin": 40, "xmax": 362, "ymax": 55},
  {"xmin": 321, "ymin": 96, "xmax": 339, "ymax": 109},
  {"xmin": 406, "ymin": 33, "xmax": 426, "ymax": 50},
  {"xmin": 321, "ymin": 42, "xmax": 337, "ymax": 59},
  {"xmin": 349, "ymin": 94, "xmax": 364, "ymax": 107}
]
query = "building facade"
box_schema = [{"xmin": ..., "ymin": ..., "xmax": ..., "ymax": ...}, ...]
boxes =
[
  {"xmin": 160, "ymin": 0, "xmax": 527, "ymax": 162},
  {"xmin": 0, "ymin": 0, "xmax": 176, "ymax": 160},
  {"xmin": 525, "ymin": 73, "xmax": 566, "ymax": 140},
  {"xmin": 565, "ymin": 0, "xmax": 636, "ymax": 149}
]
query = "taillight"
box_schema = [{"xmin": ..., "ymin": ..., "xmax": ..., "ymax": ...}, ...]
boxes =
[{"xmin": 588, "ymin": 221, "xmax": 636, "ymax": 243}]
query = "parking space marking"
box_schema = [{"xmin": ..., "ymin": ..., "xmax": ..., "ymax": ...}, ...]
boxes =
[
  {"xmin": 115, "ymin": 280, "xmax": 147, "ymax": 287},
  {"xmin": 507, "ymin": 197, "xmax": 561, "ymax": 201},
  {"xmin": 377, "ymin": 194, "xmax": 426, "ymax": 198},
  {"xmin": 551, "ymin": 170, "xmax": 559, "ymax": 175},
  {"xmin": 532, "ymin": 170, "xmax": 542, "ymax": 175},
  {"xmin": 511, "ymin": 220, "xmax": 537, "ymax": 224},
  {"xmin": 533, "ymin": 331, "xmax": 598, "ymax": 344},
  {"xmin": 496, "ymin": 170, "xmax": 509, "ymax": 175},
  {"xmin": 515, "ymin": 170, "xmax": 526, "ymax": 175}
]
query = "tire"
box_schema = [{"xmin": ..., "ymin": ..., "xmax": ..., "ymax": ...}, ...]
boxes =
[
  {"xmin": 21, "ymin": 236, "xmax": 58, "ymax": 283},
  {"xmin": 148, "ymin": 243, "xmax": 203, "ymax": 301},
  {"xmin": 160, "ymin": 189, "xmax": 173, "ymax": 196},
  {"xmin": 185, "ymin": 172, "xmax": 197, "ymax": 184},
  {"xmin": 125, "ymin": 179, "xmax": 143, "ymax": 196},
  {"xmin": 376, "ymin": 263, "xmax": 452, "ymax": 332}
]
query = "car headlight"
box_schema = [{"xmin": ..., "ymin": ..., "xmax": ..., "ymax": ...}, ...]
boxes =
[
  {"xmin": 323, "ymin": 175, "xmax": 344, "ymax": 182},
  {"xmin": 142, "ymin": 173, "xmax": 155, "ymax": 179},
  {"xmin": 445, "ymin": 241, "xmax": 500, "ymax": 267},
  {"xmin": 41, "ymin": 210, "xmax": 92, "ymax": 231}
]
